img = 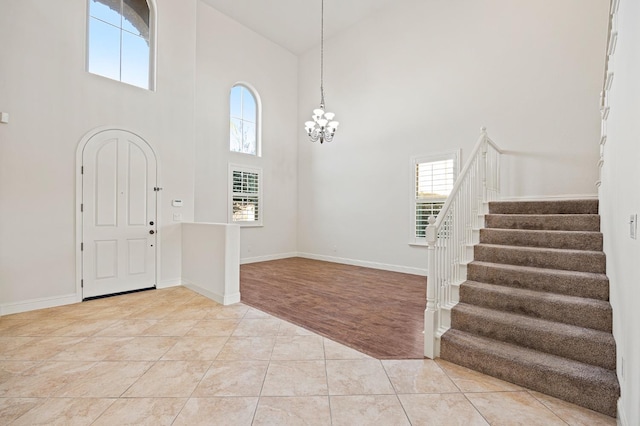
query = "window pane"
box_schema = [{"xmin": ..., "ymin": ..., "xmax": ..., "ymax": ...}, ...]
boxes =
[
  {"xmin": 121, "ymin": 31, "xmax": 149, "ymax": 89},
  {"xmin": 232, "ymin": 170, "xmax": 242, "ymax": 193},
  {"xmin": 88, "ymin": 17, "xmax": 121, "ymax": 81},
  {"xmin": 122, "ymin": 0, "xmax": 149, "ymax": 38},
  {"xmin": 242, "ymin": 90, "xmax": 256, "ymax": 123},
  {"xmin": 90, "ymin": 0, "xmax": 121, "ymax": 27},
  {"xmin": 233, "ymin": 196, "xmax": 259, "ymax": 222},
  {"xmin": 242, "ymin": 122, "xmax": 256, "ymax": 155},
  {"xmin": 230, "ymin": 118, "xmax": 243, "ymax": 153},
  {"xmin": 415, "ymin": 201, "xmax": 444, "ymax": 238},
  {"xmin": 230, "ymin": 86, "xmax": 242, "ymax": 119},
  {"xmin": 243, "ymin": 172, "xmax": 259, "ymax": 193},
  {"xmin": 417, "ymin": 159, "xmax": 454, "ymax": 198}
]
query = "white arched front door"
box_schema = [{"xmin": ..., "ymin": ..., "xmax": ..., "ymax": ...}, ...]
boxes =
[{"xmin": 80, "ymin": 129, "xmax": 158, "ymax": 299}]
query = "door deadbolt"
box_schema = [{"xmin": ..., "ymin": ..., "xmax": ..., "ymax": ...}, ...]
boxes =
[
  {"xmin": 149, "ymin": 230, "xmax": 155, "ymax": 235},
  {"xmin": 149, "ymin": 221, "xmax": 154, "ymax": 225}
]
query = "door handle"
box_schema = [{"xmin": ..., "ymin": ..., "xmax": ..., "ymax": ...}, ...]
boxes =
[{"xmin": 149, "ymin": 230, "xmax": 155, "ymax": 235}]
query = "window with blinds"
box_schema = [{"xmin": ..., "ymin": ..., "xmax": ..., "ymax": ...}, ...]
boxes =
[
  {"xmin": 411, "ymin": 152, "xmax": 459, "ymax": 242},
  {"xmin": 229, "ymin": 165, "xmax": 262, "ymax": 226}
]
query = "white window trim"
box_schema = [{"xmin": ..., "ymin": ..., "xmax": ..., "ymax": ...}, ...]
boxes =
[
  {"xmin": 229, "ymin": 82, "xmax": 262, "ymax": 157},
  {"xmin": 228, "ymin": 163, "xmax": 263, "ymax": 227},
  {"xmin": 409, "ymin": 150, "xmax": 460, "ymax": 246}
]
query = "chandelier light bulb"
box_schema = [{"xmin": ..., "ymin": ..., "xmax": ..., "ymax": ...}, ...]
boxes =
[{"xmin": 324, "ymin": 112, "xmax": 335, "ymax": 120}]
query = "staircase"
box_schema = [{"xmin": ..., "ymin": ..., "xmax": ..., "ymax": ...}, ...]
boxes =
[{"xmin": 439, "ymin": 199, "xmax": 620, "ymax": 417}]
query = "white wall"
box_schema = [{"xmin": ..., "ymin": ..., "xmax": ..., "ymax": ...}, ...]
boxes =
[
  {"xmin": 600, "ymin": 0, "xmax": 640, "ymax": 424},
  {"xmin": 0, "ymin": 0, "xmax": 198, "ymax": 308},
  {"xmin": 193, "ymin": 2, "xmax": 299, "ymax": 263},
  {"xmin": 297, "ymin": 0, "xmax": 608, "ymax": 273}
]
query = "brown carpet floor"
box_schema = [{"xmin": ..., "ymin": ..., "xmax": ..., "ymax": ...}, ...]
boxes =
[{"xmin": 240, "ymin": 257, "xmax": 426, "ymax": 359}]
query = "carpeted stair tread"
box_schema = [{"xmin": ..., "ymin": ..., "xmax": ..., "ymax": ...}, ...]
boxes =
[
  {"xmin": 451, "ymin": 303, "xmax": 616, "ymax": 369},
  {"xmin": 467, "ymin": 261, "xmax": 609, "ymax": 300},
  {"xmin": 440, "ymin": 329, "xmax": 619, "ymax": 417},
  {"xmin": 460, "ymin": 281, "xmax": 612, "ymax": 332},
  {"xmin": 479, "ymin": 228, "xmax": 603, "ymax": 251},
  {"xmin": 488, "ymin": 199, "xmax": 599, "ymax": 215},
  {"xmin": 485, "ymin": 214, "xmax": 600, "ymax": 231},
  {"xmin": 474, "ymin": 244, "xmax": 606, "ymax": 273}
]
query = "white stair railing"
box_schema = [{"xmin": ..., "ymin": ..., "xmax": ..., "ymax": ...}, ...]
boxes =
[{"xmin": 424, "ymin": 127, "xmax": 502, "ymax": 358}]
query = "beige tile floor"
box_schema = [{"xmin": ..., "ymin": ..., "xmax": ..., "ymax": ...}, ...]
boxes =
[{"xmin": 0, "ymin": 287, "xmax": 616, "ymax": 425}]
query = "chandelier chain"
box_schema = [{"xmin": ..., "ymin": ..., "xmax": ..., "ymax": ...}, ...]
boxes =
[{"xmin": 320, "ymin": 0, "xmax": 325, "ymax": 107}]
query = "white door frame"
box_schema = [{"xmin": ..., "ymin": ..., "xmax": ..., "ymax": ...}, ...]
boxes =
[{"xmin": 75, "ymin": 126, "xmax": 162, "ymax": 301}]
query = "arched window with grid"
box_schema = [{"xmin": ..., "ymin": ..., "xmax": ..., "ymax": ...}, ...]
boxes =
[{"xmin": 229, "ymin": 84, "xmax": 261, "ymax": 156}]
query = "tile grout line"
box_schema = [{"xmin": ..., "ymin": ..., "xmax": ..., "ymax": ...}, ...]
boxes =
[{"xmin": 433, "ymin": 359, "xmax": 492, "ymax": 425}]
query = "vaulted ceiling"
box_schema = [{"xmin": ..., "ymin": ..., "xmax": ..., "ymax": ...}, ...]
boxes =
[{"xmin": 200, "ymin": 0, "xmax": 400, "ymax": 55}]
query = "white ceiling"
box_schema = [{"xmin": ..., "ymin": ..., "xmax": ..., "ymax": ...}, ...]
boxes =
[{"xmin": 200, "ymin": 0, "xmax": 398, "ymax": 55}]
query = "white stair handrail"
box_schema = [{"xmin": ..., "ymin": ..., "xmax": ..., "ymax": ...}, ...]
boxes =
[{"xmin": 424, "ymin": 127, "xmax": 502, "ymax": 358}]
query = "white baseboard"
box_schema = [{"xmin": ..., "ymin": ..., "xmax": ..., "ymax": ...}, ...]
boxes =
[
  {"xmin": 182, "ymin": 280, "xmax": 240, "ymax": 306},
  {"xmin": 617, "ymin": 398, "xmax": 628, "ymax": 426},
  {"xmin": 240, "ymin": 252, "xmax": 298, "ymax": 265},
  {"xmin": 157, "ymin": 279, "xmax": 182, "ymax": 289},
  {"xmin": 498, "ymin": 193, "xmax": 599, "ymax": 201},
  {"xmin": 297, "ymin": 252, "xmax": 427, "ymax": 276},
  {"xmin": 0, "ymin": 293, "xmax": 79, "ymax": 316},
  {"xmin": 182, "ymin": 280, "xmax": 223, "ymax": 305}
]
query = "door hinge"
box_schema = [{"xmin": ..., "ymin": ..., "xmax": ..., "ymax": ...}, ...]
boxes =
[
  {"xmin": 81, "ymin": 242, "xmax": 84, "ymax": 251},
  {"xmin": 80, "ymin": 203, "xmax": 83, "ymax": 212},
  {"xmin": 81, "ymin": 279, "xmax": 83, "ymax": 288},
  {"xmin": 81, "ymin": 166, "xmax": 84, "ymax": 174},
  {"xmin": 153, "ymin": 187, "xmax": 163, "ymax": 192}
]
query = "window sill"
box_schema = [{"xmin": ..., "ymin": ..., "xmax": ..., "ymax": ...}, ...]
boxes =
[{"xmin": 409, "ymin": 242, "xmax": 428, "ymax": 247}]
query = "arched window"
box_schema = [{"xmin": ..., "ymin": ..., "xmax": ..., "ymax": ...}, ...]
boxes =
[
  {"xmin": 87, "ymin": 0, "xmax": 155, "ymax": 90},
  {"xmin": 230, "ymin": 84, "xmax": 261, "ymax": 156}
]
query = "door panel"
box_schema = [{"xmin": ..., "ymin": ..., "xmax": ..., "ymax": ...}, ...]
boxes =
[
  {"xmin": 83, "ymin": 130, "xmax": 157, "ymax": 299},
  {"xmin": 127, "ymin": 238, "xmax": 148, "ymax": 275},
  {"xmin": 127, "ymin": 141, "xmax": 148, "ymax": 226},
  {"xmin": 95, "ymin": 240, "xmax": 118, "ymax": 279},
  {"xmin": 95, "ymin": 139, "xmax": 118, "ymax": 227}
]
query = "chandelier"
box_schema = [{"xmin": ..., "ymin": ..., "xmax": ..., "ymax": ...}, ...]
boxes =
[{"xmin": 305, "ymin": 0, "xmax": 339, "ymax": 143}]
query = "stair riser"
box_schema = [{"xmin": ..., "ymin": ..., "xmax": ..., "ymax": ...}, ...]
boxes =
[
  {"xmin": 474, "ymin": 246, "xmax": 606, "ymax": 273},
  {"xmin": 451, "ymin": 308, "xmax": 616, "ymax": 369},
  {"xmin": 467, "ymin": 263, "xmax": 610, "ymax": 300},
  {"xmin": 460, "ymin": 284, "xmax": 612, "ymax": 332},
  {"xmin": 485, "ymin": 215, "xmax": 600, "ymax": 232},
  {"xmin": 488, "ymin": 200, "xmax": 599, "ymax": 215},
  {"xmin": 440, "ymin": 334, "xmax": 618, "ymax": 417},
  {"xmin": 479, "ymin": 229, "xmax": 603, "ymax": 251}
]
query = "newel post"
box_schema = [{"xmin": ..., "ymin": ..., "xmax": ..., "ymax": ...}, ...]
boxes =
[
  {"xmin": 424, "ymin": 216, "xmax": 438, "ymax": 359},
  {"xmin": 479, "ymin": 127, "xmax": 488, "ymax": 203}
]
